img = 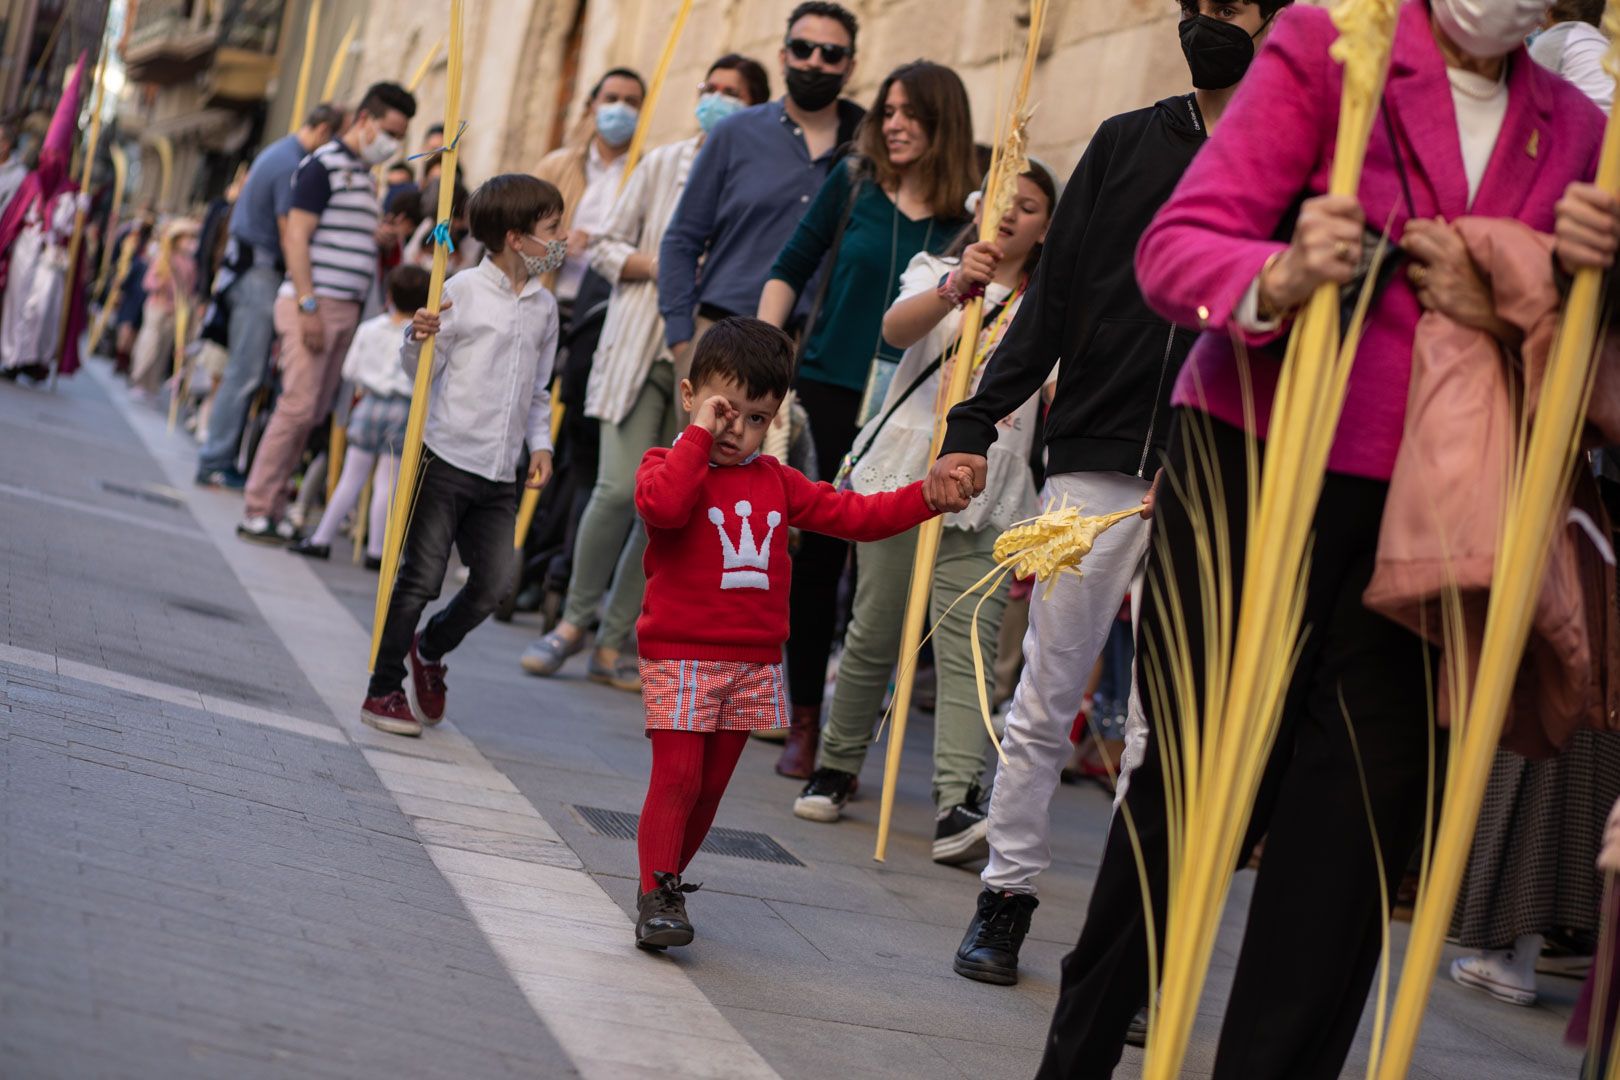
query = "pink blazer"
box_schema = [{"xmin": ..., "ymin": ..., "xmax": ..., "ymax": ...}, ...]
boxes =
[{"xmin": 1135, "ymin": 0, "xmax": 1604, "ymax": 480}]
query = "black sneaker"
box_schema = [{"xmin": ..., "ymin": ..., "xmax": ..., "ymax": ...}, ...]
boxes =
[
  {"xmin": 1125, "ymin": 1006, "xmax": 1149, "ymax": 1048},
  {"xmin": 365, "ymin": 555, "xmax": 383, "ymax": 571},
  {"xmin": 953, "ymin": 888, "xmax": 1039, "ymax": 985},
  {"xmin": 933, "ymin": 784, "xmax": 990, "ymax": 864},
  {"xmin": 793, "ymin": 767, "xmax": 857, "ymax": 823},
  {"xmin": 287, "ymin": 538, "xmax": 331, "ymax": 560},
  {"xmin": 195, "ymin": 465, "xmax": 247, "ymax": 490},
  {"xmin": 635, "ymin": 872, "xmax": 699, "ymax": 951}
]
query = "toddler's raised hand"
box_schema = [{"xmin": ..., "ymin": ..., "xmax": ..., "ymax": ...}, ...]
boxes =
[{"xmin": 694, "ymin": 394, "xmax": 737, "ymax": 438}]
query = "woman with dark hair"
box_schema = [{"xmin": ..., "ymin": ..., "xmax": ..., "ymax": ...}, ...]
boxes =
[
  {"xmin": 521, "ymin": 54, "xmax": 772, "ymax": 686},
  {"xmin": 793, "ymin": 164, "xmax": 1056, "ymax": 859},
  {"xmin": 757, "ymin": 58, "xmax": 977, "ymax": 777}
]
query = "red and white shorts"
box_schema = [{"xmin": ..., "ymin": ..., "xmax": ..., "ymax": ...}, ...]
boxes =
[{"xmin": 639, "ymin": 659, "xmax": 789, "ymax": 734}]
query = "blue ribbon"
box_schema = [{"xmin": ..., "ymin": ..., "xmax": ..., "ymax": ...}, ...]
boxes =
[
  {"xmin": 407, "ymin": 120, "xmax": 468, "ymax": 163},
  {"xmin": 431, "ymin": 219, "xmax": 456, "ymax": 253}
]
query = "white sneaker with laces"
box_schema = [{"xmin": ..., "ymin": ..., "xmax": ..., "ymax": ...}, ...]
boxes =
[{"xmin": 1450, "ymin": 933, "xmax": 1543, "ymax": 1006}]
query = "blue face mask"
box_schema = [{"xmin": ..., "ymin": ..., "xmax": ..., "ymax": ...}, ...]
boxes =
[
  {"xmin": 594, "ymin": 101, "xmax": 639, "ymax": 147},
  {"xmin": 695, "ymin": 91, "xmax": 746, "ymax": 134}
]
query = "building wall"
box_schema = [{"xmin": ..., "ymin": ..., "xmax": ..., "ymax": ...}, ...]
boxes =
[{"xmin": 325, "ymin": 0, "xmax": 1197, "ymax": 189}]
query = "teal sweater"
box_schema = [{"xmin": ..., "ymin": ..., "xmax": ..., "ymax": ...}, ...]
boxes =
[{"xmin": 768, "ymin": 160, "xmax": 964, "ymax": 392}]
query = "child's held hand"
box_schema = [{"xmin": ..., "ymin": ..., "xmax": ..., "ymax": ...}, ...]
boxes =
[
  {"xmin": 924, "ymin": 466, "xmax": 975, "ymax": 514},
  {"xmin": 526, "ymin": 449, "xmax": 553, "ymax": 490},
  {"xmin": 411, "ymin": 299, "xmax": 452, "ymax": 341},
  {"xmin": 694, "ymin": 394, "xmax": 738, "ymax": 438}
]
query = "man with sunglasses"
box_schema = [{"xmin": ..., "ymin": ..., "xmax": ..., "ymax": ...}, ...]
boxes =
[{"xmin": 658, "ymin": 2, "xmax": 864, "ymax": 374}]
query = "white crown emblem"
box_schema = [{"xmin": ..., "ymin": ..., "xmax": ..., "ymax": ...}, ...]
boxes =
[{"xmin": 708, "ymin": 500, "xmax": 781, "ymax": 590}]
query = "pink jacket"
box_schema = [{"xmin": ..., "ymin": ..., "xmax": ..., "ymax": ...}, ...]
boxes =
[
  {"xmin": 1362, "ymin": 219, "xmax": 1620, "ymax": 757},
  {"xmin": 1135, "ymin": 0, "xmax": 1604, "ymax": 480}
]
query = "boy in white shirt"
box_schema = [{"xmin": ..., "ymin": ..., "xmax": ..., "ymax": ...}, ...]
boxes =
[
  {"xmin": 291, "ymin": 264, "xmax": 431, "ymax": 565},
  {"xmin": 361, "ymin": 174, "xmax": 568, "ymax": 736}
]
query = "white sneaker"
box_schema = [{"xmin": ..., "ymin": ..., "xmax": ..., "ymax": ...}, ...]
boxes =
[{"xmin": 1451, "ymin": 938, "xmax": 1541, "ymax": 1006}]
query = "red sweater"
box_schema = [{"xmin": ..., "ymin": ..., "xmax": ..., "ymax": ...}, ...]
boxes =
[{"xmin": 635, "ymin": 425, "xmax": 936, "ymax": 663}]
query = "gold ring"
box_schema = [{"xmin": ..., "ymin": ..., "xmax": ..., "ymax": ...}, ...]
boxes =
[
  {"xmin": 1335, "ymin": 240, "xmax": 1355, "ymax": 263},
  {"xmin": 1409, "ymin": 264, "xmax": 1428, "ymax": 288}
]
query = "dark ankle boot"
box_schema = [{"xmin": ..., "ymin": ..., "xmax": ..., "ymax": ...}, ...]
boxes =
[
  {"xmin": 635, "ymin": 871, "xmax": 699, "ymax": 951},
  {"xmin": 775, "ymin": 704, "xmax": 820, "ymax": 779},
  {"xmin": 953, "ymin": 887, "xmax": 1039, "ymax": 985}
]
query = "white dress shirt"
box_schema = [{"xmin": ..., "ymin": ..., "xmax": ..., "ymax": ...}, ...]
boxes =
[
  {"xmin": 342, "ymin": 312, "xmax": 415, "ymax": 397},
  {"xmin": 401, "ymin": 257, "xmax": 559, "ymax": 481},
  {"xmin": 1530, "ymin": 20, "xmax": 1615, "ymax": 112}
]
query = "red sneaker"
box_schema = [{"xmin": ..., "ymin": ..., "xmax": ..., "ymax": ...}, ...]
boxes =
[
  {"xmin": 406, "ymin": 632, "xmax": 447, "ymax": 725},
  {"xmin": 361, "ymin": 691, "xmax": 423, "ymax": 737}
]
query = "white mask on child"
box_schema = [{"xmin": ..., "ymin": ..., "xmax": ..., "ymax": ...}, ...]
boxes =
[{"xmin": 520, "ymin": 236, "xmax": 568, "ymax": 278}]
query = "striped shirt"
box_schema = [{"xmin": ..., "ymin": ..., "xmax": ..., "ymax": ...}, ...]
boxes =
[
  {"xmin": 286, "ymin": 139, "xmax": 379, "ymax": 302},
  {"xmin": 583, "ymin": 135, "xmax": 699, "ymax": 425}
]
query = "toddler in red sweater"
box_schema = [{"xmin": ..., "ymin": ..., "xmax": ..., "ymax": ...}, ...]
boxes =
[{"xmin": 631, "ymin": 317, "xmax": 972, "ymax": 950}]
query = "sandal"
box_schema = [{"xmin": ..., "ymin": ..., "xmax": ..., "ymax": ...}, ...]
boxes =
[
  {"xmin": 587, "ymin": 651, "xmax": 643, "ymax": 693},
  {"xmin": 519, "ymin": 629, "xmax": 584, "ymax": 676}
]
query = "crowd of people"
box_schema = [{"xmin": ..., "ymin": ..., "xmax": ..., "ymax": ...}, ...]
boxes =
[{"xmin": 8, "ymin": 0, "xmax": 1620, "ymax": 1074}]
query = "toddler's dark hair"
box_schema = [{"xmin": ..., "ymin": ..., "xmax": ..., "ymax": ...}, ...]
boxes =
[
  {"xmin": 467, "ymin": 173, "xmax": 564, "ymax": 253},
  {"xmin": 689, "ymin": 317, "xmax": 794, "ymax": 402},
  {"xmin": 386, "ymin": 263, "xmax": 431, "ymax": 314}
]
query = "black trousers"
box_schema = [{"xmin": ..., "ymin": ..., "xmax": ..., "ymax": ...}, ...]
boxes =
[
  {"xmin": 786, "ymin": 377, "xmax": 863, "ymax": 706},
  {"xmin": 369, "ymin": 451, "xmax": 518, "ymax": 697},
  {"xmin": 1038, "ymin": 412, "xmax": 1436, "ymax": 1079}
]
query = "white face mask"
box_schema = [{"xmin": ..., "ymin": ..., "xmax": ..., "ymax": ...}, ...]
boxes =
[
  {"xmin": 1431, "ymin": 0, "xmax": 1550, "ymax": 59},
  {"xmin": 360, "ymin": 126, "xmax": 401, "ymax": 166}
]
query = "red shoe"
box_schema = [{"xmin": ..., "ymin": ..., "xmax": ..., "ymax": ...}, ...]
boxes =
[
  {"xmin": 361, "ymin": 690, "xmax": 423, "ymax": 736},
  {"xmin": 406, "ymin": 633, "xmax": 447, "ymax": 725}
]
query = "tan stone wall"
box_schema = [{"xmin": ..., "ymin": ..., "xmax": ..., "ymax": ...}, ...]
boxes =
[{"xmin": 330, "ymin": 0, "xmax": 1196, "ymax": 188}]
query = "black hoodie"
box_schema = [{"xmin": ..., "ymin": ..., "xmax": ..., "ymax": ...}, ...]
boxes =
[{"xmin": 941, "ymin": 95, "xmax": 1208, "ymax": 478}]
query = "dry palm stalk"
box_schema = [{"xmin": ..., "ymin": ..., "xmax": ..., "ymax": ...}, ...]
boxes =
[
  {"xmin": 52, "ymin": 39, "xmax": 108, "ymax": 389},
  {"xmin": 1372, "ymin": 16, "xmax": 1620, "ymax": 1075},
  {"xmin": 1139, "ymin": 0, "xmax": 1401, "ymax": 1074},
  {"xmin": 94, "ymin": 144, "xmax": 128, "ymax": 297},
  {"xmin": 322, "ymin": 16, "xmax": 361, "ymax": 103},
  {"xmin": 873, "ymin": 0, "xmax": 1047, "ymax": 863},
  {"xmin": 89, "ymin": 230, "xmax": 140, "ymax": 352},
  {"xmin": 370, "ymin": 0, "xmax": 466, "ymax": 670},
  {"xmin": 288, "ymin": 0, "xmax": 324, "ymax": 137}
]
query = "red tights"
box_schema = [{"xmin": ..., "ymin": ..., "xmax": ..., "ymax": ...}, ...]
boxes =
[{"xmin": 637, "ymin": 730, "xmax": 749, "ymax": 893}]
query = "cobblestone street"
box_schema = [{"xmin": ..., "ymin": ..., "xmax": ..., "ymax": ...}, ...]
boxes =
[{"xmin": 0, "ymin": 359, "xmax": 1587, "ymax": 1078}]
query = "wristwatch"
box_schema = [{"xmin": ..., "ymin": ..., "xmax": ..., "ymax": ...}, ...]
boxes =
[{"xmin": 298, "ymin": 294, "xmax": 318, "ymax": 314}]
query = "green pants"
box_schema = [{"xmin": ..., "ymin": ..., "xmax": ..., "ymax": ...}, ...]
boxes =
[
  {"xmin": 818, "ymin": 524, "xmax": 1009, "ymax": 809},
  {"xmin": 560, "ymin": 362, "xmax": 678, "ymax": 650}
]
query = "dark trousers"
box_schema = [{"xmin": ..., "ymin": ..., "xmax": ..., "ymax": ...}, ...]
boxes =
[
  {"xmin": 786, "ymin": 377, "xmax": 863, "ymax": 706},
  {"xmin": 1038, "ymin": 412, "xmax": 1436, "ymax": 1080},
  {"xmin": 369, "ymin": 451, "xmax": 518, "ymax": 697}
]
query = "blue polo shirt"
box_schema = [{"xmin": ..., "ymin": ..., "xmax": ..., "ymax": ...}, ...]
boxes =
[
  {"xmin": 227, "ymin": 133, "xmax": 306, "ymax": 264},
  {"xmin": 658, "ymin": 97, "xmax": 864, "ymax": 347}
]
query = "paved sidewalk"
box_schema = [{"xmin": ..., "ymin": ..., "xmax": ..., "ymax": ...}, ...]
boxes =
[{"xmin": 0, "ymin": 359, "xmax": 1589, "ymax": 1079}]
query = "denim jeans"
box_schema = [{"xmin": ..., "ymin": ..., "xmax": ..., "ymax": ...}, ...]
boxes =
[
  {"xmin": 369, "ymin": 451, "xmax": 518, "ymax": 697},
  {"xmin": 198, "ymin": 265, "xmax": 281, "ymax": 473}
]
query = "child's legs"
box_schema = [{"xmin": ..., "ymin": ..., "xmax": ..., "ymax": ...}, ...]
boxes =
[
  {"xmin": 818, "ymin": 531, "xmax": 917, "ymax": 775},
  {"xmin": 367, "ymin": 454, "xmax": 399, "ymax": 560},
  {"xmin": 639, "ymin": 730, "xmax": 707, "ymax": 892},
  {"xmin": 678, "ymin": 731, "xmax": 750, "ymax": 873},
  {"xmin": 368, "ymin": 454, "xmax": 469, "ymax": 697},
  {"xmin": 929, "ymin": 526, "xmax": 1010, "ymax": 809},
  {"xmin": 309, "ymin": 446, "xmax": 376, "ymax": 547},
  {"xmin": 128, "ymin": 307, "xmax": 173, "ymax": 392},
  {"xmin": 419, "ymin": 469, "xmax": 517, "ymax": 661}
]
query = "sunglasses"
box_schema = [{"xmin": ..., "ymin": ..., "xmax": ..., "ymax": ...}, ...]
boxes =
[{"xmin": 785, "ymin": 38, "xmax": 852, "ymax": 65}]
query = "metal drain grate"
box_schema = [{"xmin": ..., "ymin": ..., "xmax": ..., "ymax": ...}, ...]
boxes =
[{"xmin": 572, "ymin": 805, "xmax": 805, "ymax": 867}]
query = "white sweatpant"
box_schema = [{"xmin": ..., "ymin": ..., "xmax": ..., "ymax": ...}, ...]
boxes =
[{"xmin": 981, "ymin": 470, "xmax": 1151, "ymax": 896}]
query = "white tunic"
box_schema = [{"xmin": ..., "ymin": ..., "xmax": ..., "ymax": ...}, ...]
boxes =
[{"xmin": 0, "ymin": 194, "xmax": 75, "ymax": 372}]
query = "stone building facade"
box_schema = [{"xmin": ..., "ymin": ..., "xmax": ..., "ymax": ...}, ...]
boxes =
[{"xmin": 311, "ymin": 0, "xmax": 1195, "ymax": 188}]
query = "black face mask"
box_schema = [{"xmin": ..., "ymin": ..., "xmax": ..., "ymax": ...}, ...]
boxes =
[
  {"xmin": 1179, "ymin": 14, "xmax": 1267, "ymax": 91},
  {"xmin": 785, "ymin": 66, "xmax": 845, "ymax": 112}
]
